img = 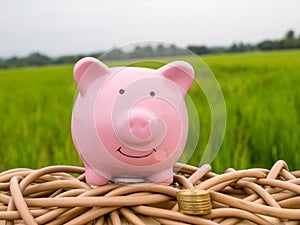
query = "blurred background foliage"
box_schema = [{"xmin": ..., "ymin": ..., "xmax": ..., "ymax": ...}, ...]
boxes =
[{"xmin": 0, "ymin": 30, "xmax": 300, "ymax": 69}]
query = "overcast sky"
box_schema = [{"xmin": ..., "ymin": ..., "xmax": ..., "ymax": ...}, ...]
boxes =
[{"xmin": 0, "ymin": 0, "xmax": 299, "ymax": 58}]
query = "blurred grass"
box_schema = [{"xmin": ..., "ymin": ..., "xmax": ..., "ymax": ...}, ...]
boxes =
[
  {"xmin": 203, "ymin": 50, "xmax": 300, "ymax": 171},
  {"xmin": 0, "ymin": 50, "xmax": 299, "ymax": 172},
  {"xmin": 0, "ymin": 66, "xmax": 81, "ymax": 170}
]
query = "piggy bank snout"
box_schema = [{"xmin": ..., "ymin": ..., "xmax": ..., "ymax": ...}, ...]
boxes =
[
  {"xmin": 129, "ymin": 116, "xmax": 151, "ymax": 140},
  {"xmin": 115, "ymin": 108, "xmax": 166, "ymax": 151}
]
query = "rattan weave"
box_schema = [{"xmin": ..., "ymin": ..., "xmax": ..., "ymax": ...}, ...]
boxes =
[{"xmin": 0, "ymin": 160, "xmax": 300, "ymax": 224}]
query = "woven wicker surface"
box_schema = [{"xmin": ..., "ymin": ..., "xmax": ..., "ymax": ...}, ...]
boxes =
[{"xmin": 0, "ymin": 160, "xmax": 300, "ymax": 225}]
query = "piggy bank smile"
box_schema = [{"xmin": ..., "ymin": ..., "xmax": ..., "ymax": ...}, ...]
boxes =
[{"xmin": 116, "ymin": 147, "xmax": 156, "ymax": 159}]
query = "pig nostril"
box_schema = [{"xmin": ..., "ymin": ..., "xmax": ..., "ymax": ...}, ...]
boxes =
[
  {"xmin": 129, "ymin": 118, "xmax": 151, "ymax": 140},
  {"xmin": 142, "ymin": 121, "xmax": 149, "ymax": 128}
]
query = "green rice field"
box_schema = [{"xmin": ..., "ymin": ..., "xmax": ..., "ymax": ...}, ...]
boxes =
[{"xmin": 0, "ymin": 50, "xmax": 299, "ymax": 172}]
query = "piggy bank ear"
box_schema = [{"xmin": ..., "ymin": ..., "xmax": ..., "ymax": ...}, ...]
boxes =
[
  {"xmin": 73, "ymin": 57, "xmax": 109, "ymax": 95},
  {"xmin": 158, "ymin": 61, "xmax": 194, "ymax": 95}
]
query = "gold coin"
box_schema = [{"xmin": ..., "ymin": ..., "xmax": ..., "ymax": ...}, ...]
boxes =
[{"xmin": 176, "ymin": 189, "xmax": 212, "ymax": 215}]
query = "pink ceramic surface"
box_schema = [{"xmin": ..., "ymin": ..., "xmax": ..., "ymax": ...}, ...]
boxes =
[{"xmin": 72, "ymin": 57, "xmax": 194, "ymax": 185}]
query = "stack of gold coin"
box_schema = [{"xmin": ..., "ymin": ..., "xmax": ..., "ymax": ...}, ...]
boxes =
[{"xmin": 176, "ymin": 189, "xmax": 212, "ymax": 215}]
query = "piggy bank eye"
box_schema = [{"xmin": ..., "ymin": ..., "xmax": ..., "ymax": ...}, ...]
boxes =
[
  {"xmin": 119, "ymin": 89, "xmax": 125, "ymax": 95},
  {"xmin": 150, "ymin": 91, "xmax": 155, "ymax": 97}
]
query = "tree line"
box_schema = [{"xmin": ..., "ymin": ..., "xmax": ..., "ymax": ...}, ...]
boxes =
[
  {"xmin": 187, "ymin": 30, "xmax": 300, "ymax": 54},
  {"xmin": 0, "ymin": 30, "xmax": 299, "ymax": 69}
]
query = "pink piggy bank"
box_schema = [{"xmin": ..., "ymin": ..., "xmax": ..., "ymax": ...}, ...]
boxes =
[{"xmin": 71, "ymin": 57, "xmax": 194, "ymax": 185}]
